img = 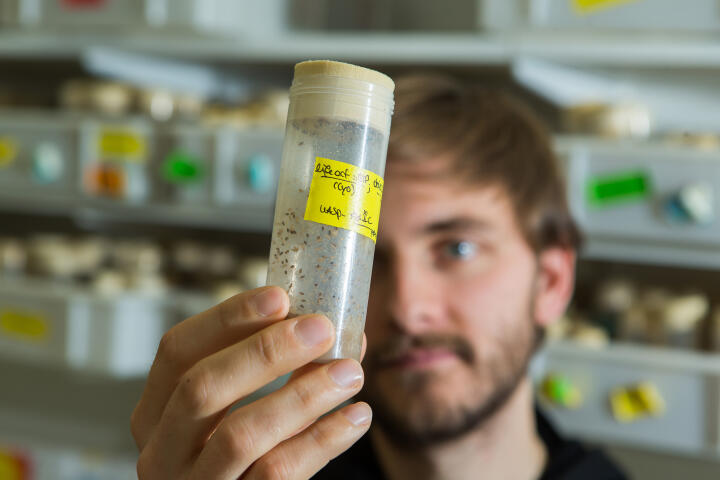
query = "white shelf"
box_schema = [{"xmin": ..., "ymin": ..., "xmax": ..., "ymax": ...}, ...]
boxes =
[
  {"xmin": 3, "ymin": 30, "xmax": 720, "ymax": 68},
  {"xmin": 540, "ymin": 340, "xmax": 720, "ymax": 460},
  {"xmin": 0, "ymin": 277, "xmax": 171, "ymax": 378},
  {"xmin": 0, "ymin": 31, "xmax": 507, "ymax": 64},
  {"xmin": 556, "ymin": 135, "xmax": 720, "ymax": 270},
  {"xmin": 513, "ymin": 31, "xmax": 720, "ymax": 68},
  {"xmin": 0, "ymin": 192, "xmax": 274, "ymax": 233},
  {"xmin": 545, "ymin": 340, "xmax": 720, "ymax": 375},
  {"xmin": 581, "ymin": 237, "xmax": 720, "ymax": 271}
]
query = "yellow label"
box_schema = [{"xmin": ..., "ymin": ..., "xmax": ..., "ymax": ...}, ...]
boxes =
[
  {"xmin": 0, "ymin": 138, "xmax": 17, "ymax": 167},
  {"xmin": 573, "ymin": 0, "xmax": 639, "ymax": 14},
  {"xmin": 98, "ymin": 129, "xmax": 146, "ymax": 161},
  {"xmin": 0, "ymin": 309, "xmax": 49, "ymax": 343},
  {"xmin": 304, "ymin": 157, "xmax": 383, "ymax": 242}
]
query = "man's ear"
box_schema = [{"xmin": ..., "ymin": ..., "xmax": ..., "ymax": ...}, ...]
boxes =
[{"xmin": 533, "ymin": 247, "xmax": 576, "ymax": 328}]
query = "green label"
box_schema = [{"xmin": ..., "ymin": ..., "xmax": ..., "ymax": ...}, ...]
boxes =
[
  {"xmin": 162, "ymin": 150, "xmax": 203, "ymax": 184},
  {"xmin": 587, "ymin": 171, "xmax": 650, "ymax": 206}
]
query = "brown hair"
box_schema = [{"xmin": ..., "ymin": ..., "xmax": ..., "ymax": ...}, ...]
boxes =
[{"xmin": 388, "ymin": 74, "xmax": 582, "ymax": 253}]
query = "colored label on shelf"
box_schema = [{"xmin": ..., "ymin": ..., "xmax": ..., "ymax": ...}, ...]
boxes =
[
  {"xmin": 32, "ymin": 142, "xmax": 64, "ymax": 184},
  {"xmin": 304, "ymin": 157, "xmax": 383, "ymax": 243},
  {"xmin": 573, "ymin": 0, "xmax": 639, "ymax": 14},
  {"xmin": 83, "ymin": 164, "xmax": 126, "ymax": 197},
  {"xmin": 587, "ymin": 171, "xmax": 650, "ymax": 206},
  {"xmin": 541, "ymin": 373, "xmax": 583, "ymax": 409},
  {"xmin": 609, "ymin": 382, "xmax": 665, "ymax": 423},
  {"xmin": 0, "ymin": 137, "xmax": 18, "ymax": 167},
  {"xmin": 162, "ymin": 151, "xmax": 203, "ymax": 184},
  {"xmin": 98, "ymin": 129, "xmax": 146, "ymax": 161},
  {"xmin": 0, "ymin": 448, "xmax": 31, "ymax": 480},
  {"xmin": 0, "ymin": 309, "xmax": 48, "ymax": 343}
]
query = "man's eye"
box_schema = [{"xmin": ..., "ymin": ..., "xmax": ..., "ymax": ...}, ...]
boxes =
[{"xmin": 443, "ymin": 241, "xmax": 477, "ymax": 260}]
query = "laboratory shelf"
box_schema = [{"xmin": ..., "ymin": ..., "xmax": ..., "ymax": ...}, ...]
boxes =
[
  {"xmin": 556, "ymin": 135, "xmax": 720, "ymax": 271},
  {"xmin": 540, "ymin": 340, "xmax": 720, "ymax": 460},
  {"xmin": 1, "ymin": 115, "xmax": 719, "ymax": 268},
  {"xmin": 3, "ymin": 30, "xmax": 720, "ymax": 68},
  {"xmin": 0, "ymin": 276, "xmax": 171, "ymax": 378},
  {"xmin": 0, "ymin": 194, "xmax": 275, "ymax": 234},
  {"xmin": 0, "ymin": 110, "xmax": 283, "ymax": 234}
]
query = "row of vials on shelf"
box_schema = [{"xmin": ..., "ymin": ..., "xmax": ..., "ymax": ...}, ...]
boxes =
[
  {"xmin": 550, "ymin": 278, "xmax": 720, "ymax": 352},
  {"xmin": 0, "ymin": 235, "xmax": 268, "ymax": 302}
]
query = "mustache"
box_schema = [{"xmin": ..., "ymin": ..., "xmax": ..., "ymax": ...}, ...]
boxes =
[{"xmin": 365, "ymin": 334, "xmax": 476, "ymax": 369}]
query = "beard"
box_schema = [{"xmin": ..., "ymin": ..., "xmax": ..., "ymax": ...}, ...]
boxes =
[{"xmin": 357, "ymin": 295, "xmax": 540, "ymax": 449}]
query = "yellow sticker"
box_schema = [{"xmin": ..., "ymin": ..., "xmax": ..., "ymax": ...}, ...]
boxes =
[
  {"xmin": 573, "ymin": 0, "xmax": 639, "ymax": 14},
  {"xmin": 98, "ymin": 129, "xmax": 146, "ymax": 161},
  {"xmin": 0, "ymin": 137, "xmax": 18, "ymax": 167},
  {"xmin": 0, "ymin": 309, "xmax": 49, "ymax": 343},
  {"xmin": 304, "ymin": 157, "xmax": 383, "ymax": 242}
]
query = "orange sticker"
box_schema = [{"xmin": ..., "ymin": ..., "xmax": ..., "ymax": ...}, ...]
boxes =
[{"xmin": 84, "ymin": 164, "xmax": 126, "ymax": 197}]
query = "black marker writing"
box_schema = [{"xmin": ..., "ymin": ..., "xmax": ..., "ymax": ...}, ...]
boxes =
[
  {"xmin": 333, "ymin": 181, "xmax": 355, "ymax": 196},
  {"xmin": 319, "ymin": 204, "xmax": 376, "ymax": 238},
  {"xmin": 316, "ymin": 162, "xmax": 381, "ymax": 198}
]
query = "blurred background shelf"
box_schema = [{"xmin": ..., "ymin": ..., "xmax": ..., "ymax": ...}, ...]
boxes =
[
  {"xmin": 2, "ymin": 111, "xmax": 719, "ymax": 269},
  {"xmin": 557, "ymin": 135, "xmax": 720, "ymax": 270},
  {"xmin": 4, "ymin": 31, "xmax": 720, "ymax": 68},
  {"xmin": 541, "ymin": 340, "xmax": 720, "ymax": 459}
]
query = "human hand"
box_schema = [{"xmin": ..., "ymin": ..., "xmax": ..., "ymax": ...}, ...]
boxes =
[{"xmin": 131, "ymin": 286, "xmax": 370, "ymax": 479}]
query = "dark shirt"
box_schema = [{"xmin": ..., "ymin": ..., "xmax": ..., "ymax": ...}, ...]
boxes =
[{"xmin": 314, "ymin": 409, "xmax": 628, "ymax": 479}]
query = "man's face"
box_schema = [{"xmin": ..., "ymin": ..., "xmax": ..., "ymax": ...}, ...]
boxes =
[{"xmin": 359, "ymin": 159, "xmax": 542, "ymax": 446}]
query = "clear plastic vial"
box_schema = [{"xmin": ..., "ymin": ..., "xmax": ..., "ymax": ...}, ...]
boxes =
[{"xmin": 267, "ymin": 60, "xmax": 394, "ymax": 362}]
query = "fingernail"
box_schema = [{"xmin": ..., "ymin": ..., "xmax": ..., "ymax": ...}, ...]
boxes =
[
  {"xmin": 343, "ymin": 403, "xmax": 372, "ymax": 426},
  {"xmin": 253, "ymin": 288, "xmax": 282, "ymax": 316},
  {"xmin": 328, "ymin": 359, "xmax": 363, "ymax": 388},
  {"xmin": 294, "ymin": 315, "xmax": 332, "ymax": 347}
]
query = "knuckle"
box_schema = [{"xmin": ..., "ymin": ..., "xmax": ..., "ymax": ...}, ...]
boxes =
[
  {"xmin": 309, "ymin": 420, "xmax": 336, "ymax": 450},
  {"xmin": 215, "ymin": 421, "xmax": 255, "ymax": 461},
  {"xmin": 129, "ymin": 407, "xmax": 143, "ymax": 441},
  {"xmin": 252, "ymin": 328, "xmax": 284, "ymax": 368},
  {"xmin": 176, "ymin": 367, "xmax": 211, "ymax": 414},
  {"xmin": 289, "ymin": 380, "xmax": 316, "ymax": 411},
  {"xmin": 252, "ymin": 453, "xmax": 292, "ymax": 480},
  {"xmin": 218, "ymin": 293, "xmax": 247, "ymax": 329},
  {"xmin": 156, "ymin": 327, "xmax": 183, "ymax": 370}
]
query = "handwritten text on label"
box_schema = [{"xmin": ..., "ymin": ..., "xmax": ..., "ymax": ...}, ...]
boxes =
[{"xmin": 305, "ymin": 157, "xmax": 383, "ymax": 242}]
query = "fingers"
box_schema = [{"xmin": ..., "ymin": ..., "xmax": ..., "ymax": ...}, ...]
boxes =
[
  {"xmin": 244, "ymin": 402, "xmax": 372, "ymax": 480},
  {"xmin": 132, "ymin": 286, "xmax": 289, "ymax": 449},
  {"xmin": 187, "ymin": 359, "xmax": 365, "ymax": 480},
  {"xmin": 139, "ymin": 314, "xmax": 336, "ymax": 477},
  {"xmin": 286, "ymin": 332, "xmax": 367, "ymax": 385}
]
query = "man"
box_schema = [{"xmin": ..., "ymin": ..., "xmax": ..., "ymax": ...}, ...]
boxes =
[{"xmin": 131, "ymin": 75, "xmax": 627, "ymax": 479}]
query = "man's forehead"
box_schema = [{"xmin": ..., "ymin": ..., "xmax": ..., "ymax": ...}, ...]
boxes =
[
  {"xmin": 384, "ymin": 155, "xmax": 457, "ymax": 180},
  {"xmin": 384, "ymin": 160, "xmax": 505, "ymax": 203},
  {"xmin": 380, "ymin": 169, "xmax": 513, "ymax": 234}
]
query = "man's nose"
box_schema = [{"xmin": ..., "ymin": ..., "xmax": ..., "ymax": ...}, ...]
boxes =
[{"xmin": 387, "ymin": 255, "xmax": 443, "ymax": 333}]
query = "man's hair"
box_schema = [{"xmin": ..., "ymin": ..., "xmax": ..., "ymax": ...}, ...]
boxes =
[{"xmin": 388, "ymin": 74, "xmax": 582, "ymax": 253}]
